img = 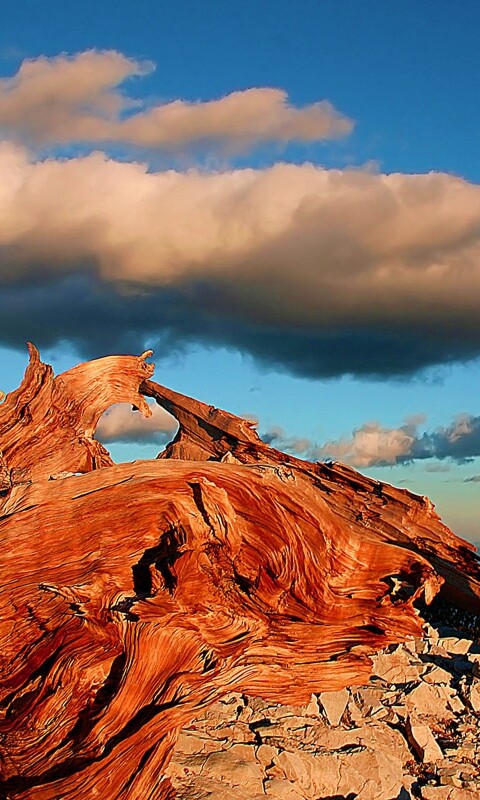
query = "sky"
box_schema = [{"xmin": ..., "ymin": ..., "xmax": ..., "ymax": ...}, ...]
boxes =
[{"xmin": 0, "ymin": 0, "xmax": 479, "ymax": 543}]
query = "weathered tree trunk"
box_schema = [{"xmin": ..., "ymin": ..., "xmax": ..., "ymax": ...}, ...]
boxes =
[{"xmin": 0, "ymin": 347, "xmax": 479, "ymax": 799}]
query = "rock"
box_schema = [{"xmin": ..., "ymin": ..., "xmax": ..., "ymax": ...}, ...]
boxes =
[
  {"xmin": 404, "ymin": 637, "xmax": 428, "ymax": 655},
  {"xmin": 304, "ymin": 694, "xmax": 320, "ymax": 717},
  {"xmin": 405, "ymin": 682, "xmax": 455, "ymax": 721},
  {"xmin": 168, "ymin": 741, "xmax": 266, "ymax": 797},
  {"xmin": 438, "ymin": 638, "xmax": 472, "ymax": 655},
  {"xmin": 318, "ymin": 688, "xmax": 349, "ymax": 726},
  {"xmin": 355, "ymin": 720, "xmax": 412, "ymax": 764},
  {"xmin": 424, "ymin": 623, "xmax": 440, "ymax": 644},
  {"xmin": 421, "ymin": 787, "xmax": 480, "ymax": 799},
  {"xmin": 264, "ymin": 777, "xmax": 305, "ymax": 799},
  {"xmin": 468, "ymin": 654, "xmax": 480, "ymax": 678},
  {"xmin": 423, "ymin": 666, "xmax": 453, "ymax": 684},
  {"xmin": 352, "ymin": 686, "xmax": 386, "ymax": 717},
  {"xmin": 469, "ymin": 682, "xmax": 480, "ymax": 712},
  {"xmin": 406, "ymin": 717, "xmax": 443, "ymax": 762},
  {"xmin": 256, "ymin": 743, "xmax": 278, "ymax": 766},
  {"xmin": 371, "ymin": 648, "xmax": 423, "ymax": 684},
  {"xmin": 274, "ymin": 746, "xmax": 405, "ymax": 800},
  {"xmin": 443, "ymin": 688, "xmax": 466, "ymax": 714}
]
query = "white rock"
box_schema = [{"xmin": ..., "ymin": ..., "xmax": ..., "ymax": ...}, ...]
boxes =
[
  {"xmin": 423, "ymin": 665, "xmax": 453, "ymax": 685},
  {"xmin": 423, "ymin": 623, "xmax": 440, "ymax": 644},
  {"xmin": 256, "ymin": 743, "xmax": 278, "ymax": 766},
  {"xmin": 405, "ymin": 682, "xmax": 454, "ymax": 721},
  {"xmin": 438, "ymin": 637, "xmax": 472, "ymax": 655},
  {"xmin": 406, "ymin": 717, "xmax": 443, "ymax": 762},
  {"xmin": 304, "ymin": 694, "xmax": 320, "ymax": 717},
  {"xmin": 318, "ymin": 688, "xmax": 349, "ymax": 726},
  {"xmin": 371, "ymin": 648, "xmax": 422, "ymax": 684},
  {"xmin": 275, "ymin": 746, "xmax": 404, "ymax": 800},
  {"xmin": 421, "ymin": 787, "xmax": 480, "ymax": 799},
  {"xmin": 469, "ymin": 682, "xmax": 480, "ymax": 713},
  {"xmin": 264, "ymin": 777, "xmax": 304, "ymax": 799}
]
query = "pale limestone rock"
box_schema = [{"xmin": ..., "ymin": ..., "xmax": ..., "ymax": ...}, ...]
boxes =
[
  {"xmin": 368, "ymin": 704, "xmax": 391, "ymax": 720},
  {"xmin": 430, "ymin": 643, "xmax": 451, "ymax": 658},
  {"xmin": 371, "ymin": 647, "xmax": 423, "ymax": 684},
  {"xmin": 405, "ymin": 682, "xmax": 454, "ymax": 721},
  {"xmin": 469, "ymin": 682, "xmax": 480, "ymax": 713},
  {"xmin": 213, "ymin": 721, "xmax": 257, "ymax": 743},
  {"xmin": 304, "ymin": 694, "xmax": 320, "ymax": 717},
  {"xmin": 275, "ymin": 746, "xmax": 404, "ymax": 800},
  {"xmin": 347, "ymin": 694, "xmax": 364, "ymax": 723},
  {"xmin": 467, "ymin": 652, "xmax": 480, "ymax": 678},
  {"xmin": 264, "ymin": 777, "xmax": 305, "ymax": 799},
  {"xmin": 423, "ymin": 665, "xmax": 453, "ymax": 685},
  {"xmin": 175, "ymin": 730, "xmax": 213, "ymax": 756},
  {"xmin": 406, "ymin": 717, "xmax": 443, "ymax": 762},
  {"xmin": 423, "ymin": 623, "xmax": 440, "ymax": 644},
  {"xmin": 199, "ymin": 746, "xmax": 265, "ymax": 794},
  {"xmin": 355, "ymin": 720, "xmax": 412, "ymax": 764},
  {"xmin": 421, "ymin": 788, "xmax": 480, "ymax": 799},
  {"xmin": 353, "ymin": 685, "xmax": 387, "ymax": 717},
  {"xmin": 256, "ymin": 743, "xmax": 278, "ymax": 766},
  {"xmin": 438, "ymin": 637, "xmax": 472, "ymax": 655},
  {"xmin": 318, "ymin": 688, "xmax": 349, "ymax": 726},
  {"xmin": 442, "ymin": 687, "xmax": 465, "ymax": 714},
  {"xmin": 429, "ymin": 682, "xmax": 466, "ymax": 715},
  {"xmin": 404, "ymin": 637, "xmax": 427, "ymax": 655}
]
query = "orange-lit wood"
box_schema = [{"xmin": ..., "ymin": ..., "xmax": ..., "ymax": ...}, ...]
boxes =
[{"xmin": 0, "ymin": 348, "xmax": 478, "ymax": 799}]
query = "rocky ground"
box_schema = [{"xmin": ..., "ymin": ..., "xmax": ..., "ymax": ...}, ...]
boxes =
[{"xmin": 165, "ymin": 621, "xmax": 480, "ymax": 800}]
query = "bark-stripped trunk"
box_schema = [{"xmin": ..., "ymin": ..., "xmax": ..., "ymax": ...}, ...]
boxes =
[{"xmin": 0, "ymin": 346, "xmax": 478, "ymax": 799}]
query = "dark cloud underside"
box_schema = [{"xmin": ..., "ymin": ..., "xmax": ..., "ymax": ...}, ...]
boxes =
[{"xmin": 1, "ymin": 274, "xmax": 480, "ymax": 380}]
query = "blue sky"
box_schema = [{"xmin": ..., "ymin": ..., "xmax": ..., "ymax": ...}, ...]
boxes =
[{"xmin": 0, "ymin": 1, "xmax": 479, "ymax": 542}]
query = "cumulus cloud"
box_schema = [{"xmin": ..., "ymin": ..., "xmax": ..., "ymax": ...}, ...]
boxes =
[
  {"xmin": 1, "ymin": 144, "xmax": 480, "ymax": 377},
  {"xmin": 96, "ymin": 401, "xmax": 177, "ymax": 444},
  {"xmin": 314, "ymin": 421, "xmax": 417, "ymax": 467},
  {"xmin": 266, "ymin": 413, "xmax": 480, "ymax": 468},
  {"xmin": 264, "ymin": 419, "xmax": 416, "ymax": 467},
  {"xmin": 323, "ymin": 414, "xmax": 480, "ymax": 467},
  {"xmin": 0, "ymin": 50, "xmax": 353, "ymax": 150},
  {"xmin": 465, "ymin": 475, "xmax": 480, "ymax": 483}
]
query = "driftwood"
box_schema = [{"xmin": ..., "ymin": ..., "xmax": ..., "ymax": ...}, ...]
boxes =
[{"xmin": 0, "ymin": 346, "xmax": 479, "ymax": 799}]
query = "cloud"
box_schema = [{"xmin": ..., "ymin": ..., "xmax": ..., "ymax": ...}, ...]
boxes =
[
  {"xmin": 316, "ymin": 414, "xmax": 480, "ymax": 467},
  {"xmin": 1, "ymin": 144, "xmax": 480, "ymax": 377},
  {"xmin": 465, "ymin": 475, "xmax": 480, "ymax": 483},
  {"xmin": 96, "ymin": 401, "xmax": 177, "ymax": 444},
  {"xmin": 411, "ymin": 414, "xmax": 480, "ymax": 462},
  {"xmin": 262, "ymin": 425, "xmax": 322, "ymax": 457},
  {"xmin": 423, "ymin": 462, "xmax": 451, "ymax": 473},
  {"xmin": 0, "ymin": 51, "xmax": 353, "ymax": 151},
  {"xmin": 314, "ymin": 421, "xmax": 416, "ymax": 467},
  {"xmin": 271, "ymin": 413, "xmax": 480, "ymax": 468}
]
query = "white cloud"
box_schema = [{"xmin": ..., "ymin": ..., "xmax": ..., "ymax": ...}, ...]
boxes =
[
  {"xmin": 1, "ymin": 144, "xmax": 480, "ymax": 313},
  {"xmin": 0, "ymin": 144, "xmax": 480, "ymax": 376},
  {"xmin": 264, "ymin": 412, "xmax": 480, "ymax": 468},
  {"xmin": 96, "ymin": 401, "xmax": 177, "ymax": 444},
  {"xmin": 314, "ymin": 421, "xmax": 416, "ymax": 467},
  {"xmin": 0, "ymin": 50, "xmax": 353, "ymax": 151}
]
